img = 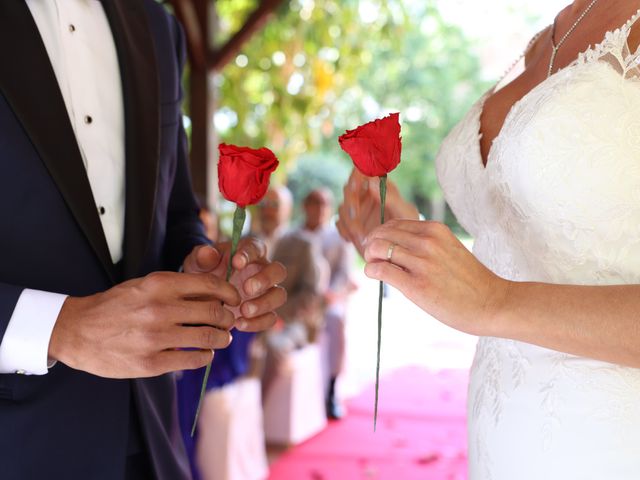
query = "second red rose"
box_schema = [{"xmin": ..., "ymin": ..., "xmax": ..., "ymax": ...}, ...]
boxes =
[{"xmin": 338, "ymin": 112, "xmax": 402, "ymax": 177}]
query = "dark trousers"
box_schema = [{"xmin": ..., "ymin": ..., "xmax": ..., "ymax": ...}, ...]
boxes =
[
  {"xmin": 125, "ymin": 452, "xmax": 153, "ymax": 480},
  {"xmin": 126, "ymin": 384, "xmax": 154, "ymax": 479}
]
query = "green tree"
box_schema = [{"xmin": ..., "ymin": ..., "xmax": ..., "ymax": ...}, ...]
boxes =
[{"xmin": 215, "ymin": 0, "xmax": 490, "ymax": 228}]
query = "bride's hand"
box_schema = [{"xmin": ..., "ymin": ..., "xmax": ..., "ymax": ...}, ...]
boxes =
[
  {"xmin": 336, "ymin": 169, "xmax": 419, "ymax": 256},
  {"xmin": 363, "ymin": 219, "xmax": 509, "ymax": 336}
]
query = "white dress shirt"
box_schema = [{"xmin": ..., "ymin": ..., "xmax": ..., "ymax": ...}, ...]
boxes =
[{"xmin": 0, "ymin": 0, "xmax": 125, "ymax": 375}]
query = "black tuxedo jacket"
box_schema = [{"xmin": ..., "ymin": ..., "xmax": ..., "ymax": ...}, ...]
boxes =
[{"xmin": 0, "ymin": 1, "xmax": 207, "ymax": 478}]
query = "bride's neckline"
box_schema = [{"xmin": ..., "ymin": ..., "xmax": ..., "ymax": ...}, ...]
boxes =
[{"xmin": 477, "ymin": 8, "xmax": 640, "ymax": 172}]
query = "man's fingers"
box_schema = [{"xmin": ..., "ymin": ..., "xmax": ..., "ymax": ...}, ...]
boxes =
[
  {"xmin": 240, "ymin": 285, "xmax": 287, "ymax": 319},
  {"xmin": 166, "ymin": 324, "xmax": 233, "ymax": 350},
  {"xmin": 235, "ymin": 312, "xmax": 278, "ymax": 333},
  {"xmin": 242, "ymin": 262, "xmax": 287, "ymax": 297},
  {"xmin": 152, "ymin": 349, "xmax": 214, "ymax": 375},
  {"xmin": 232, "ymin": 237, "xmax": 267, "ymax": 270},
  {"xmin": 145, "ymin": 272, "xmax": 241, "ymax": 306},
  {"xmin": 182, "ymin": 244, "xmax": 221, "ymax": 273},
  {"xmin": 171, "ymin": 300, "xmax": 236, "ymax": 330}
]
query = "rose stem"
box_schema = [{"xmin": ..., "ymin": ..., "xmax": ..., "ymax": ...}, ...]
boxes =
[
  {"xmin": 374, "ymin": 175, "xmax": 387, "ymax": 432},
  {"xmin": 191, "ymin": 206, "xmax": 246, "ymax": 437}
]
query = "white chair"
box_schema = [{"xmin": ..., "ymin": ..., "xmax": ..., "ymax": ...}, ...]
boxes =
[
  {"xmin": 196, "ymin": 377, "xmax": 269, "ymax": 480},
  {"xmin": 263, "ymin": 344, "xmax": 328, "ymax": 445}
]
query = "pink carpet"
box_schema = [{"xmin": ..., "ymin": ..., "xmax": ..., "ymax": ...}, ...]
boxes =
[{"xmin": 268, "ymin": 367, "xmax": 469, "ymax": 480}]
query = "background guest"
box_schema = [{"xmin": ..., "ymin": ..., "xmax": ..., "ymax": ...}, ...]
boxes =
[
  {"xmin": 260, "ymin": 186, "xmax": 329, "ymax": 398},
  {"xmin": 302, "ymin": 189, "xmax": 357, "ymax": 419}
]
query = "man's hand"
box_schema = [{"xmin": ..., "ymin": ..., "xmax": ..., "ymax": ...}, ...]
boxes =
[
  {"xmin": 182, "ymin": 240, "xmax": 287, "ymax": 332},
  {"xmin": 48, "ymin": 272, "xmax": 241, "ymax": 379}
]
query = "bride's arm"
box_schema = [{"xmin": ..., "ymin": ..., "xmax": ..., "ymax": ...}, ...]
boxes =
[
  {"xmin": 494, "ymin": 281, "xmax": 640, "ymax": 368},
  {"xmin": 363, "ymin": 219, "xmax": 640, "ymax": 369}
]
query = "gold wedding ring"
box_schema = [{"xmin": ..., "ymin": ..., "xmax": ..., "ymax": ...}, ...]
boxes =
[{"xmin": 386, "ymin": 243, "xmax": 396, "ymax": 262}]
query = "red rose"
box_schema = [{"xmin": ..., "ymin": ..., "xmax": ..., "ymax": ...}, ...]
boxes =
[
  {"xmin": 218, "ymin": 143, "xmax": 279, "ymax": 207},
  {"xmin": 338, "ymin": 113, "xmax": 402, "ymax": 177}
]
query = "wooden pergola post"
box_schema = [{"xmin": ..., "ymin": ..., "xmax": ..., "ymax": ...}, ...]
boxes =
[{"xmin": 169, "ymin": 0, "xmax": 286, "ymax": 208}]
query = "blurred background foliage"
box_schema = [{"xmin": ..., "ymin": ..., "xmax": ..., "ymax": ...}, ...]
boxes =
[{"xmin": 212, "ymin": 0, "xmax": 491, "ymax": 227}]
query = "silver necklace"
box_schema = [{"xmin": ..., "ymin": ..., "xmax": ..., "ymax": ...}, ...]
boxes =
[{"xmin": 548, "ymin": 0, "xmax": 599, "ymax": 78}]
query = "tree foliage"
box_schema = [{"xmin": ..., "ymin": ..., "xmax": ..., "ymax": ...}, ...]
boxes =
[{"xmin": 215, "ymin": 0, "xmax": 491, "ymax": 220}]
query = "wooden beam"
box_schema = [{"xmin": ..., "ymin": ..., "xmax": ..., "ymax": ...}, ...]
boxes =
[
  {"xmin": 168, "ymin": 0, "xmax": 207, "ymax": 70},
  {"xmin": 208, "ymin": 0, "xmax": 286, "ymax": 71},
  {"xmin": 166, "ymin": 0, "xmax": 288, "ymax": 203},
  {"xmin": 188, "ymin": 0, "xmax": 212, "ymax": 201},
  {"xmin": 168, "ymin": 0, "xmax": 214, "ymax": 201}
]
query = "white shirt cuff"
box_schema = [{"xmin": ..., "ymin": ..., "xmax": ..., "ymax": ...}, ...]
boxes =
[{"xmin": 0, "ymin": 289, "xmax": 68, "ymax": 375}]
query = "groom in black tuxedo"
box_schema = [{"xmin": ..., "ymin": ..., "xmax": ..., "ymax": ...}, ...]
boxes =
[{"xmin": 0, "ymin": 1, "xmax": 285, "ymax": 478}]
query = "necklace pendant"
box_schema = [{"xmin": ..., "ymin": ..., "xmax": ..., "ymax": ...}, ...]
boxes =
[{"xmin": 548, "ymin": 48, "xmax": 558, "ymax": 78}]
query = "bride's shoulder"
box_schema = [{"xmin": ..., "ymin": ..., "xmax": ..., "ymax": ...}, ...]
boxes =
[
  {"xmin": 627, "ymin": 13, "xmax": 640, "ymax": 53},
  {"xmin": 611, "ymin": 1, "xmax": 640, "ymax": 52},
  {"xmin": 524, "ymin": 26, "xmax": 552, "ymax": 68}
]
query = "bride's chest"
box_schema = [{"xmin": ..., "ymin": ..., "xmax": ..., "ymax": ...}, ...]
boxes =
[
  {"xmin": 436, "ymin": 61, "xmax": 640, "ymax": 238},
  {"xmin": 479, "ymin": 65, "xmax": 549, "ymax": 168}
]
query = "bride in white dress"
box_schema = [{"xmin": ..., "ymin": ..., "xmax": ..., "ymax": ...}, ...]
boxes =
[{"xmin": 337, "ymin": 1, "xmax": 640, "ymax": 478}]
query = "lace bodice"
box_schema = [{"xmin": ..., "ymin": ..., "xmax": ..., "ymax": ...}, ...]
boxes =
[
  {"xmin": 435, "ymin": 10, "xmax": 640, "ymax": 479},
  {"xmin": 438, "ymin": 10, "xmax": 640, "ymax": 284}
]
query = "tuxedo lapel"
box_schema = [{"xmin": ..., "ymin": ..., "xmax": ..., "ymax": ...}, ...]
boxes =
[
  {"xmin": 0, "ymin": 1, "xmax": 117, "ymax": 283},
  {"xmin": 102, "ymin": 0, "xmax": 160, "ymax": 280}
]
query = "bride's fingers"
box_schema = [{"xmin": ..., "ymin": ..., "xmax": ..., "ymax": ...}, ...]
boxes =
[
  {"xmin": 366, "ymin": 226, "xmax": 429, "ymax": 251},
  {"xmin": 343, "ymin": 188, "xmax": 378, "ymax": 239},
  {"xmin": 364, "ymin": 236, "xmax": 425, "ymax": 269},
  {"xmin": 343, "ymin": 179, "xmax": 367, "ymax": 223},
  {"xmin": 367, "ymin": 177, "xmax": 414, "ymax": 218},
  {"xmin": 337, "ymin": 203, "xmax": 352, "ymax": 236},
  {"xmin": 335, "ymin": 212, "xmax": 350, "ymax": 241},
  {"xmin": 347, "ymin": 169, "xmax": 369, "ymax": 198},
  {"xmin": 364, "ymin": 260, "xmax": 411, "ymax": 289},
  {"xmin": 359, "ymin": 196, "xmax": 378, "ymax": 231},
  {"xmin": 339, "ymin": 199, "xmax": 364, "ymax": 241},
  {"xmin": 376, "ymin": 219, "xmax": 452, "ymax": 239}
]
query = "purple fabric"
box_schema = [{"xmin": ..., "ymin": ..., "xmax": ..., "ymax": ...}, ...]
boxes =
[{"xmin": 177, "ymin": 331, "xmax": 256, "ymax": 480}]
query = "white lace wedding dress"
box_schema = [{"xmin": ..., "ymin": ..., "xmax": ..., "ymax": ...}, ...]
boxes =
[{"xmin": 435, "ymin": 10, "xmax": 640, "ymax": 480}]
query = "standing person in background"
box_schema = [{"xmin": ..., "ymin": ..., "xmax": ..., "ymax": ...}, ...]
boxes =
[
  {"xmin": 253, "ymin": 186, "xmax": 293, "ymax": 259},
  {"xmin": 0, "ymin": 2, "xmax": 286, "ymax": 479},
  {"xmin": 302, "ymin": 189, "xmax": 356, "ymax": 420},
  {"xmin": 259, "ymin": 186, "xmax": 328, "ymax": 398}
]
